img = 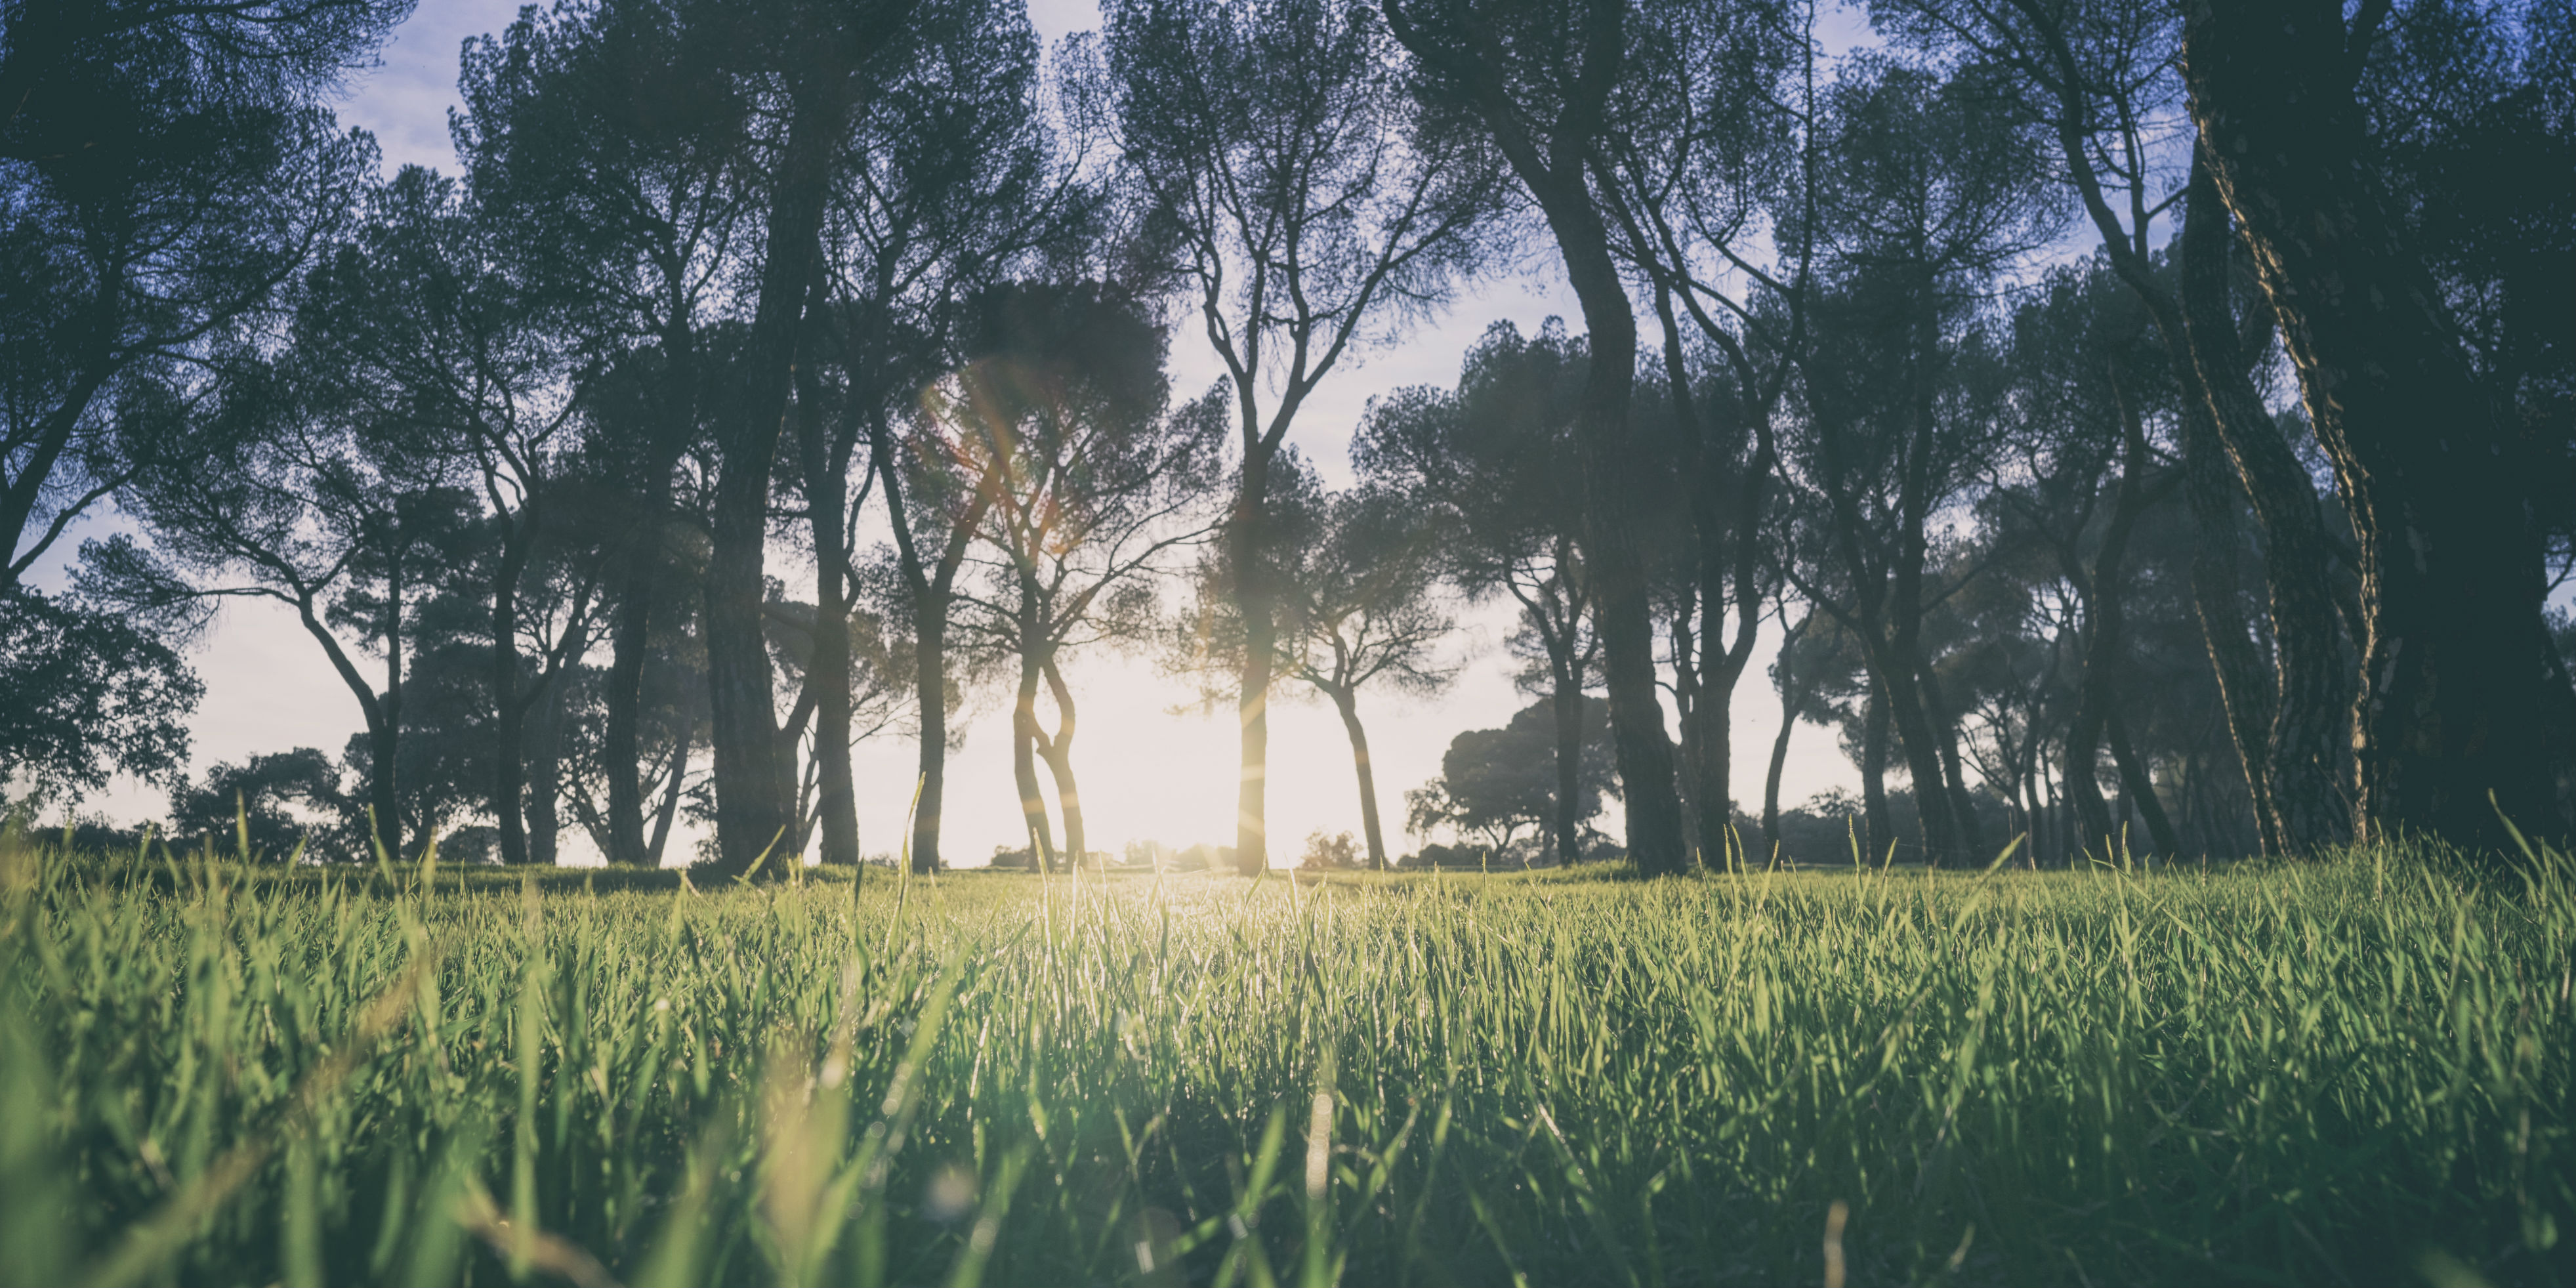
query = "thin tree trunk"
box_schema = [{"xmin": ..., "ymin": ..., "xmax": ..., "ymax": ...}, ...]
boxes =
[
  {"xmin": 2106, "ymin": 707, "xmax": 2180, "ymax": 858},
  {"xmin": 2064, "ymin": 378, "xmax": 2159, "ymax": 858},
  {"xmin": 491, "ymin": 524, "xmax": 532, "ymax": 865},
  {"xmin": 1012, "ymin": 655, "xmax": 1056, "ymax": 871},
  {"xmin": 795, "ymin": 362, "xmax": 861, "ymax": 868},
  {"xmin": 646, "ymin": 735, "xmax": 688, "ymax": 868},
  {"xmin": 602, "ymin": 558, "xmax": 656, "ymax": 865},
  {"xmin": 1232, "ymin": 457, "xmax": 1276, "ymax": 875},
  {"xmin": 2178, "ymin": 364, "xmax": 2284, "ymax": 855},
  {"xmin": 525, "ymin": 673, "xmax": 566, "ymax": 867},
  {"xmin": 1761, "ymin": 612, "xmax": 1810, "ymax": 857},
  {"xmin": 1551, "ymin": 648, "xmax": 1586, "ymax": 865},
  {"xmin": 1329, "ymin": 686, "xmax": 1388, "ymax": 871},
  {"xmin": 1038, "ymin": 659, "xmax": 1086, "ymax": 869},
  {"xmin": 2182, "ymin": 2, "xmax": 2566, "ymax": 853},
  {"xmin": 1861, "ymin": 679, "xmax": 1891, "ymax": 862},
  {"xmin": 909, "ymin": 607, "xmax": 950, "ymax": 873},
  {"xmin": 372, "ymin": 528, "xmax": 404, "ymax": 862}
]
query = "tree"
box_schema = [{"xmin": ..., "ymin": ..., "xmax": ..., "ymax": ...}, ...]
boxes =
[
  {"xmin": 1382, "ymin": 0, "xmax": 1690, "ymax": 873},
  {"xmin": 1408, "ymin": 696, "xmax": 1616, "ymax": 860},
  {"xmin": 1777, "ymin": 58, "xmax": 2055, "ymax": 865},
  {"xmin": 0, "ymin": 0, "xmax": 401, "ymax": 594},
  {"xmin": 1274, "ymin": 486, "xmax": 1457, "ymax": 871},
  {"xmin": 0, "ymin": 584, "xmax": 197, "ymax": 808},
  {"xmin": 1091, "ymin": 0, "xmax": 1501, "ymax": 873},
  {"xmin": 1356, "ymin": 320, "xmax": 1598, "ymax": 868},
  {"xmin": 1181, "ymin": 468, "xmax": 1457, "ymax": 871},
  {"xmin": 2178, "ymin": 0, "xmax": 2571, "ymax": 852},
  {"xmin": 449, "ymin": 0, "xmax": 754, "ymax": 866},
  {"xmin": 696, "ymin": 0, "xmax": 915, "ymax": 877},
  {"xmin": 291, "ymin": 166, "xmax": 601, "ymax": 865},
  {"xmin": 939, "ymin": 281, "xmax": 1217, "ymax": 871},
  {"xmin": 814, "ymin": 0, "xmax": 1076, "ymax": 870},
  {"xmin": 1595, "ymin": 0, "xmax": 1815, "ymax": 854},
  {"xmin": 1875, "ymin": 0, "xmax": 2356, "ymax": 856},
  {"xmin": 167, "ymin": 747, "xmax": 346, "ymax": 859}
]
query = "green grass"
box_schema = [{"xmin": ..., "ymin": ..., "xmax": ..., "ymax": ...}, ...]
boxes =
[{"xmin": 1, "ymin": 836, "xmax": 2569, "ymax": 1287}]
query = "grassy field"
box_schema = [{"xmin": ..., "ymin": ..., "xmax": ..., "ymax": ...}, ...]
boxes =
[{"xmin": 1, "ymin": 835, "xmax": 2569, "ymax": 1287}]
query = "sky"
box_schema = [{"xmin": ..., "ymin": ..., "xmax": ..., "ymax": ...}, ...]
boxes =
[{"xmin": 55, "ymin": 0, "xmax": 1867, "ymax": 865}]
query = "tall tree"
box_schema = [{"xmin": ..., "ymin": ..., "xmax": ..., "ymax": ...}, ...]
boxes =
[
  {"xmin": 1356, "ymin": 321, "xmax": 1600, "ymax": 873},
  {"xmin": 451, "ymin": 0, "xmax": 753, "ymax": 865},
  {"xmin": 1092, "ymin": 0, "xmax": 1499, "ymax": 873},
  {"xmin": 696, "ymin": 0, "xmax": 915, "ymax": 877},
  {"xmin": 0, "ymin": 0, "xmax": 402, "ymax": 593},
  {"xmin": 2179, "ymin": 0, "xmax": 2571, "ymax": 852},
  {"xmin": 941, "ymin": 281, "xmax": 1217, "ymax": 871},
  {"xmin": 1777, "ymin": 60, "xmax": 2053, "ymax": 865},
  {"xmin": 1272, "ymin": 484, "xmax": 1458, "ymax": 870},
  {"xmin": 1381, "ymin": 0, "xmax": 1695, "ymax": 873},
  {"xmin": 1876, "ymin": 0, "xmax": 2356, "ymax": 855},
  {"xmin": 812, "ymin": 0, "xmax": 1073, "ymax": 870}
]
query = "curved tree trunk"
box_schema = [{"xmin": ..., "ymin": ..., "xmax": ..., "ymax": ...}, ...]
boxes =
[
  {"xmin": 1037, "ymin": 659, "xmax": 1085, "ymax": 869},
  {"xmin": 1012, "ymin": 655, "xmax": 1056, "ymax": 871},
  {"xmin": 2181, "ymin": 3, "xmax": 2566, "ymax": 854},
  {"xmin": 1329, "ymin": 686, "xmax": 1388, "ymax": 871},
  {"xmin": 1760, "ymin": 611, "xmax": 1810, "ymax": 860},
  {"xmin": 2176, "ymin": 157, "xmax": 2354, "ymax": 852},
  {"xmin": 2178, "ymin": 368, "xmax": 2285, "ymax": 856}
]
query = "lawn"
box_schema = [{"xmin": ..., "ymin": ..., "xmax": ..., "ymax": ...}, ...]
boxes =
[{"xmin": 1, "ymin": 836, "xmax": 2568, "ymax": 1287}]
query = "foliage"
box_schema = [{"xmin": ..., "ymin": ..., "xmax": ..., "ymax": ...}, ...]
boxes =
[{"xmin": 0, "ymin": 586, "xmax": 197, "ymax": 805}]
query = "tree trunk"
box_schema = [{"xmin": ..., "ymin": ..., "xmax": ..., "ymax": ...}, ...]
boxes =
[
  {"xmin": 795, "ymin": 364, "xmax": 861, "ymax": 869},
  {"xmin": 1861, "ymin": 679, "xmax": 1891, "ymax": 863},
  {"xmin": 602, "ymin": 555, "xmax": 656, "ymax": 865},
  {"xmin": 1329, "ymin": 686, "xmax": 1389, "ymax": 871},
  {"xmin": 372, "ymin": 533, "xmax": 404, "ymax": 862},
  {"xmin": 1231, "ymin": 456, "xmax": 1276, "ymax": 875},
  {"xmin": 1550, "ymin": 651, "xmax": 1586, "ymax": 865},
  {"xmin": 2063, "ymin": 379, "xmax": 2158, "ymax": 859},
  {"xmin": 491, "ymin": 524, "xmax": 532, "ymax": 865},
  {"xmin": 646, "ymin": 735, "xmax": 688, "ymax": 868},
  {"xmin": 2178, "ymin": 362, "xmax": 2285, "ymax": 856},
  {"xmin": 2176, "ymin": 154, "xmax": 2354, "ymax": 852},
  {"xmin": 2181, "ymin": 2, "xmax": 2566, "ymax": 854},
  {"xmin": 2106, "ymin": 707, "xmax": 2180, "ymax": 858},
  {"xmin": 524, "ymin": 673, "xmax": 566, "ymax": 867},
  {"xmin": 1038, "ymin": 659, "xmax": 1086, "ymax": 869},
  {"xmin": 701, "ymin": 79, "xmax": 842, "ymax": 879},
  {"xmin": 1760, "ymin": 615, "xmax": 1808, "ymax": 858},
  {"xmin": 1915, "ymin": 656, "xmax": 1989, "ymax": 862},
  {"xmin": 909, "ymin": 605, "xmax": 949, "ymax": 873},
  {"xmin": 1012, "ymin": 655, "xmax": 1057, "ymax": 871}
]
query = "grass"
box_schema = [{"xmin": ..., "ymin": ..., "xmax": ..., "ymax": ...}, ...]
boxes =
[{"xmin": 0, "ymin": 833, "xmax": 2569, "ymax": 1287}]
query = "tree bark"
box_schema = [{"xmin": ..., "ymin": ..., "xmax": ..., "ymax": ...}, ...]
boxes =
[
  {"xmin": 2178, "ymin": 356, "xmax": 2285, "ymax": 856},
  {"xmin": 1760, "ymin": 612, "xmax": 1810, "ymax": 858},
  {"xmin": 524, "ymin": 672, "xmax": 566, "ymax": 867},
  {"xmin": 2105, "ymin": 707, "xmax": 2180, "ymax": 858},
  {"xmin": 1231, "ymin": 453, "xmax": 1276, "ymax": 874},
  {"xmin": 1012, "ymin": 654, "xmax": 1057, "ymax": 871},
  {"xmin": 795, "ymin": 360, "xmax": 861, "ymax": 868},
  {"xmin": 1037, "ymin": 659, "xmax": 1086, "ymax": 869},
  {"xmin": 2181, "ymin": 1, "xmax": 2566, "ymax": 853},
  {"xmin": 1386, "ymin": 0, "xmax": 1686, "ymax": 873},
  {"xmin": 2176, "ymin": 154, "xmax": 2354, "ymax": 852},
  {"xmin": 371, "ymin": 524, "xmax": 404, "ymax": 862},
  {"xmin": 491, "ymin": 519, "xmax": 534, "ymax": 864},
  {"xmin": 1329, "ymin": 686, "xmax": 1389, "ymax": 871},
  {"xmin": 1861, "ymin": 678, "xmax": 1891, "ymax": 863},
  {"xmin": 701, "ymin": 83, "xmax": 842, "ymax": 878},
  {"xmin": 2063, "ymin": 377, "xmax": 2158, "ymax": 858}
]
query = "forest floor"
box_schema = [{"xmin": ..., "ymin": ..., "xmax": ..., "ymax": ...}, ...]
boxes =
[{"xmin": 1, "ymin": 838, "xmax": 2568, "ymax": 1287}]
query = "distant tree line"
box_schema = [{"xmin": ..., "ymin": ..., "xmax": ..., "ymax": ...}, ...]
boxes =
[{"xmin": 3, "ymin": 0, "xmax": 2569, "ymax": 873}]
